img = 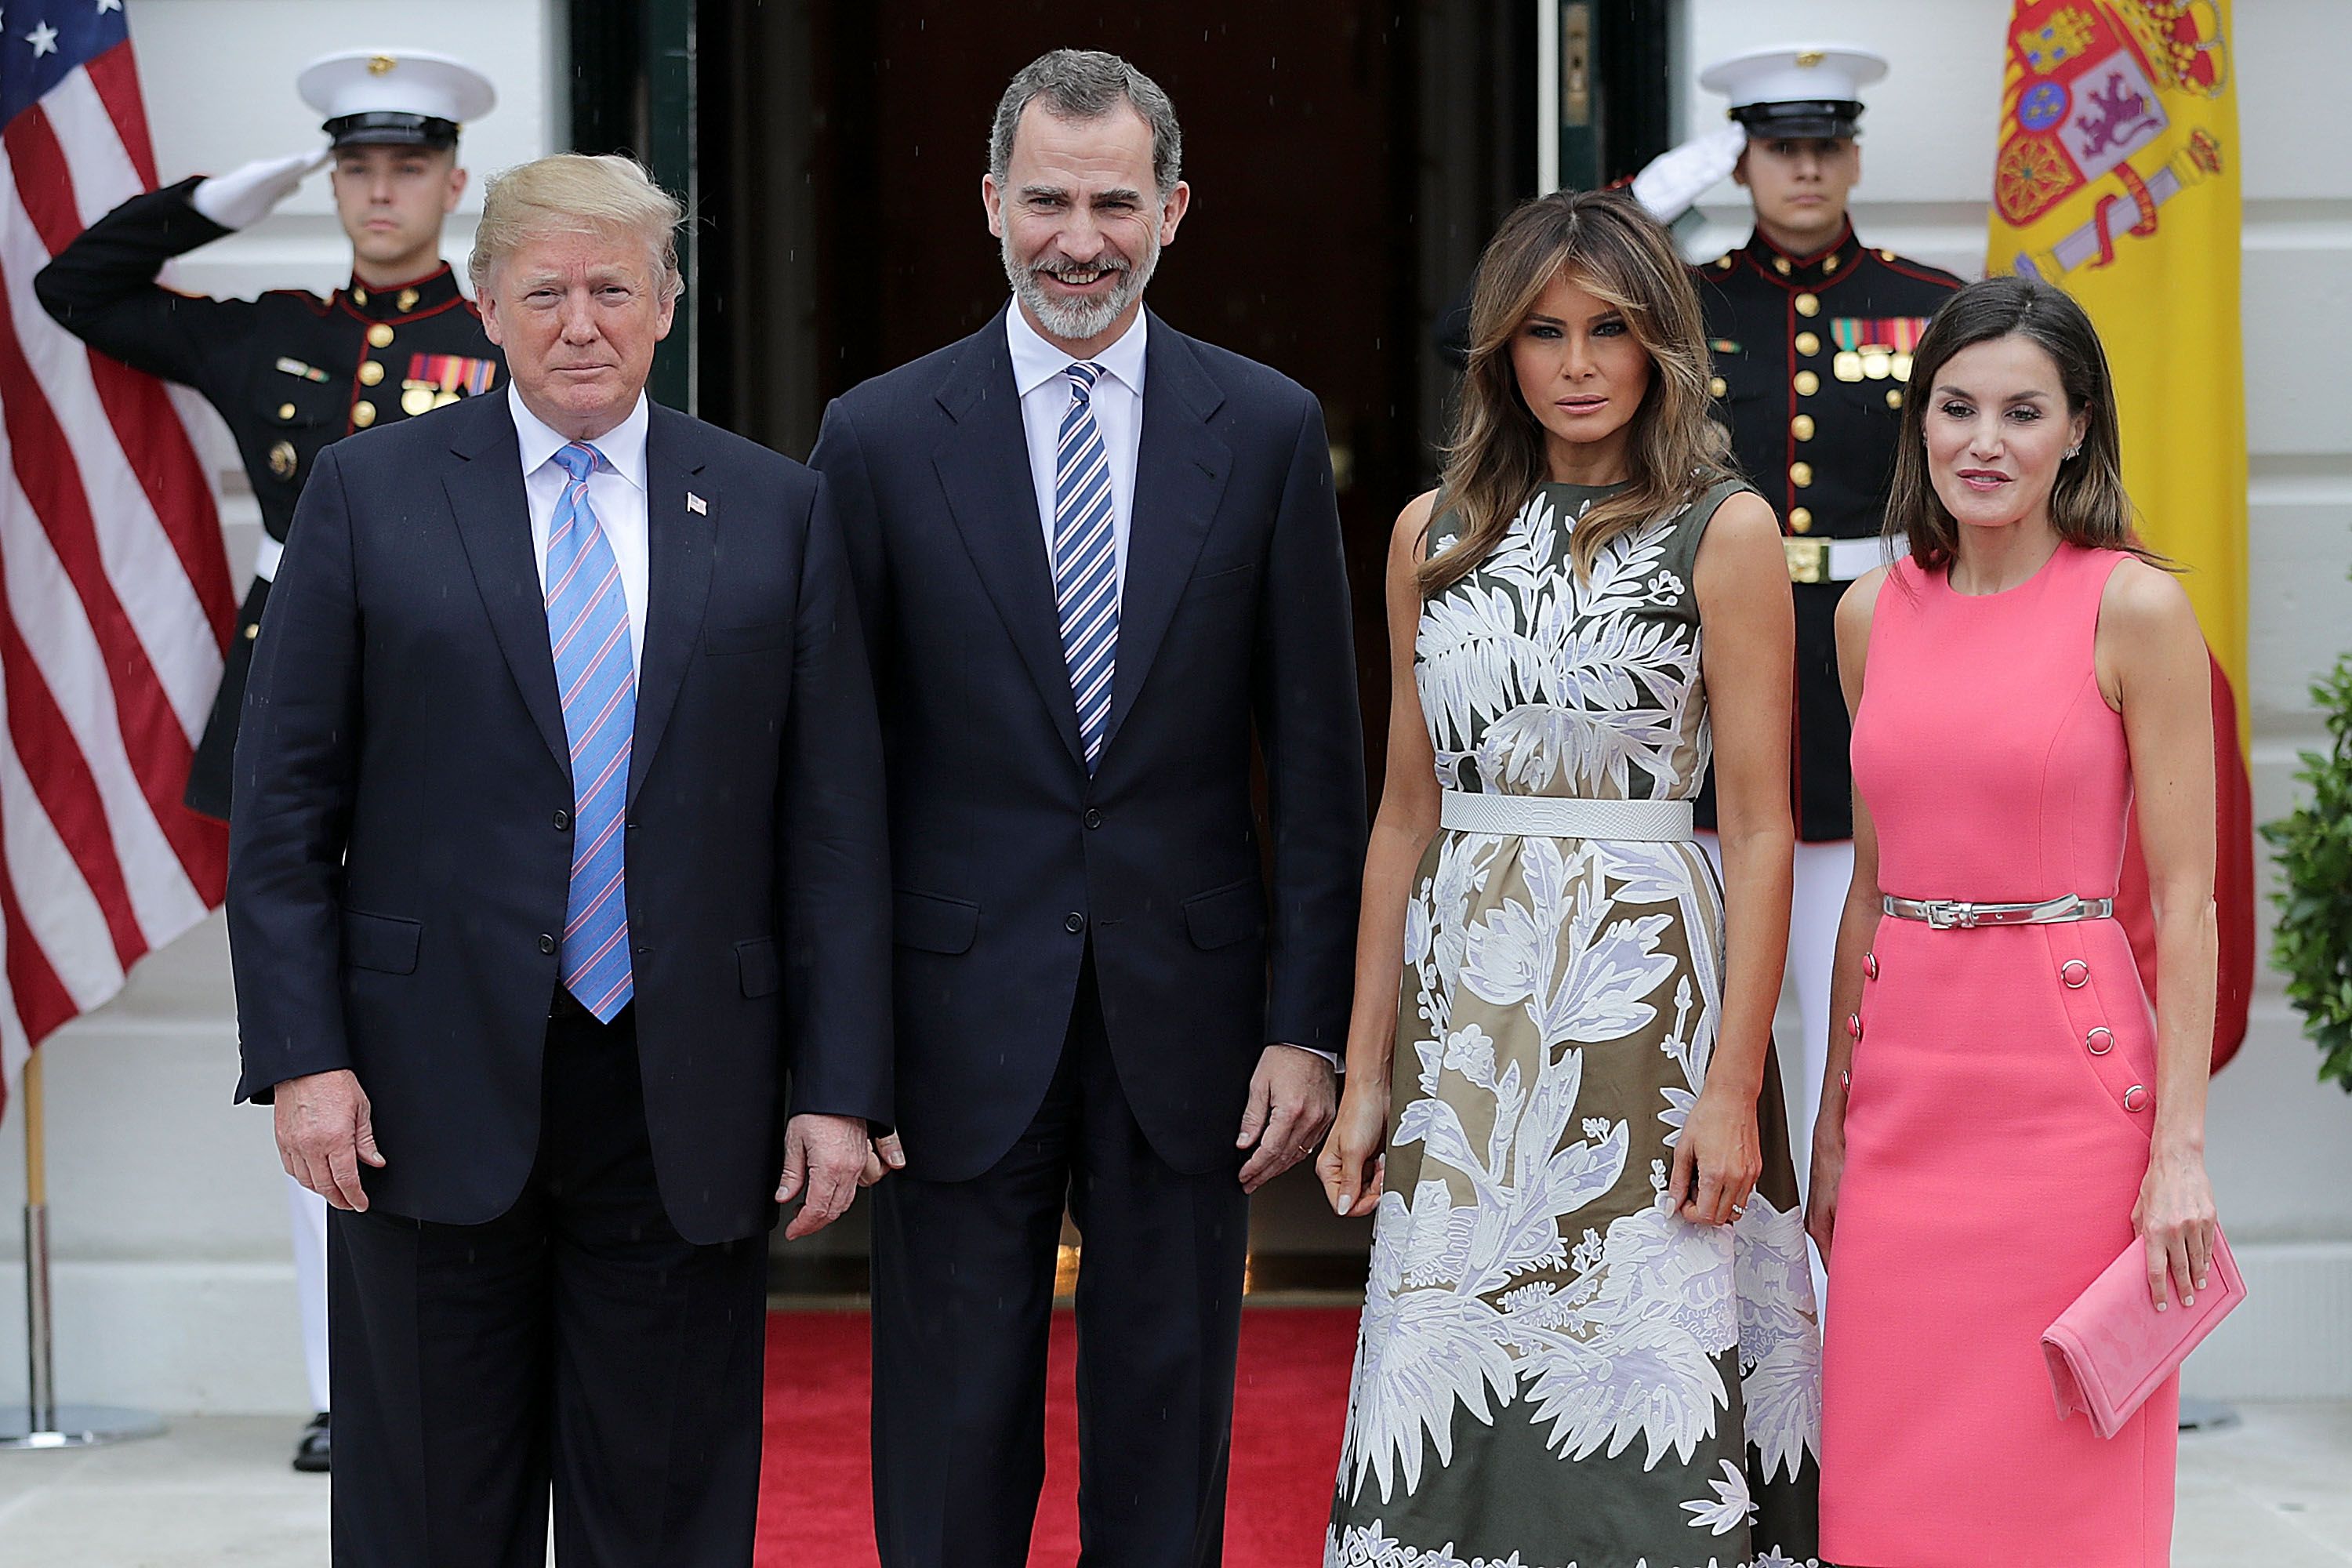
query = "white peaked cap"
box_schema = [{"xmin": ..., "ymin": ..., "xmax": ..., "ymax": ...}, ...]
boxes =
[
  {"xmin": 297, "ymin": 49, "xmax": 497, "ymax": 138},
  {"xmin": 1697, "ymin": 43, "xmax": 1889, "ymax": 117}
]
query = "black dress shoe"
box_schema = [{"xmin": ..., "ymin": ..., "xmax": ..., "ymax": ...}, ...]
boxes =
[{"xmin": 292, "ymin": 1411, "xmax": 331, "ymax": 1473}]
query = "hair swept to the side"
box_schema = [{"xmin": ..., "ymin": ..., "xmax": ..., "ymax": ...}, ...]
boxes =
[
  {"xmin": 1886, "ymin": 274, "xmax": 2167, "ymax": 573},
  {"xmin": 467, "ymin": 152, "xmax": 686, "ymax": 302},
  {"xmin": 1420, "ymin": 189, "xmax": 1737, "ymax": 597}
]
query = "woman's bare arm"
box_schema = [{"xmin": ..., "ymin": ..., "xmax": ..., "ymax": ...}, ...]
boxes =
[
  {"xmin": 1808, "ymin": 564, "xmax": 1889, "ymax": 1262},
  {"xmin": 1318, "ymin": 492, "xmax": 1443, "ymax": 1216},
  {"xmin": 2097, "ymin": 558, "xmax": 2220, "ymax": 1308},
  {"xmin": 1681, "ymin": 489, "xmax": 1796, "ymax": 1225}
]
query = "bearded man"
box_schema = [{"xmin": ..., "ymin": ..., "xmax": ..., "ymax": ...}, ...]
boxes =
[{"xmin": 808, "ymin": 47, "xmax": 1367, "ymax": 1568}]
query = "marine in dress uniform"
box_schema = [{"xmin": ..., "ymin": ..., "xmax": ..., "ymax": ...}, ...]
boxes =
[
  {"xmin": 1635, "ymin": 45, "xmax": 1962, "ymax": 1243},
  {"xmin": 35, "ymin": 49, "xmax": 503, "ymax": 823},
  {"xmin": 34, "ymin": 48, "xmax": 501, "ymax": 1475}
]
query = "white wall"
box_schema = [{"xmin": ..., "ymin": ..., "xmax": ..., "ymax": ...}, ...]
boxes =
[
  {"xmin": 0, "ymin": 0, "xmax": 560, "ymax": 1415},
  {"xmin": 1682, "ymin": 0, "xmax": 2352, "ymax": 1399}
]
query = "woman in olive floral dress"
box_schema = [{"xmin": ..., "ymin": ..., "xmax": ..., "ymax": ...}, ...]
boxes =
[{"xmin": 1318, "ymin": 191, "xmax": 1821, "ymax": 1568}]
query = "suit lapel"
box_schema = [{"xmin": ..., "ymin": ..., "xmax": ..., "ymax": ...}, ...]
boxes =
[
  {"xmin": 443, "ymin": 401, "xmax": 571, "ymax": 779},
  {"xmin": 1102, "ymin": 318, "xmax": 1229, "ymax": 753},
  {"xmin": 629, "ymin": 405, "xmax": 715, "ymax": 805},
  {"xmin": 931, "ymin": 314, "xmax": 1087, "ymax": 769}
]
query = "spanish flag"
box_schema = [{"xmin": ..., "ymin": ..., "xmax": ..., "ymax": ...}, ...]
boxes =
[{"xmin": 1986, "ymin": 0, "xmax": 2253, "ymax": 1067}]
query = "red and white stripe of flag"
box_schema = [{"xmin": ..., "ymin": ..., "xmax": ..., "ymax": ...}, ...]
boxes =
[{"xmin": 0, "ymin": 38, "xmax": 234, "ymax": 1109}]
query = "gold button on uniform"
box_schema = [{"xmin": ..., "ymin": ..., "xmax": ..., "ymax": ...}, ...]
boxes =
[
  {"xmin": 276, "ymin": 402, "xmax": 296, "ymax": 421},
  {"xmin": 1824, "ymin": 255, "xmax": 1840, "ymax": 274},
  {"xmin": 1790, "ymin": 461, "xmax": 1813, "ymax": 488},
  {"xmin": 1789, "ymin": 506, "xmax": 1813, "ymax": 533},
  {"xmin": 367, "ymin": 323, "xmax": 395, "ymax": 349},
  {"xmin": 1886, "ymin": 388, "xmax": 1904, "ymax": 409},
  {"xmin": 351, "ymin": 286, "xmax": 368, "ymax": 307},
  {"xmin": 267, "ymin": 441, "xmax": 298, "ymax": 480},
  {"xmin": 351, "ymin": 401, "xmax": 377, "ymax": 428},
  {"xmin": 1795, "ymin": 331, "xmax": 1820, "ymax": 357},
  {"xmin": 397, "ymin": 288, "xmax": 420, "ymax": 312},
  {"xmin": 1773, "ymin": 256, "xmax": 1791, "ymax": 276},
  {"xmin": 1795, "ymin": 292, "xmax": 1820, "ymax": 317},
  {"xmin": 1791, "ymin": 414, "xmax": 1816, "ymax": 441},
  {"xmin": 1708, "ymin": 376, "xmax": 1728, "ymax": 398},
  {"xmin": 245, "ymin": 622, "xmax": 260, "ymax": 640},
  {"xmin": 1795, "ymin": 370, "xmax": 1820, "ymax": 396},
  {"xmin": 359, "ymin": 361, "xmax": 386, "ymax": 387}
]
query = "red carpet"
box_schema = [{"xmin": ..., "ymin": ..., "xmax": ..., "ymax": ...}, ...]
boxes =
[{"xmin": 757, "ymin": 1308, "xmax": 1359, "ymax": 1566}]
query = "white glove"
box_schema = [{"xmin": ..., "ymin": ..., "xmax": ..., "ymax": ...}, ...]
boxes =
[
  {"xmin": 191, "ymin": 148, "xmax": 332, "ymax": 230},
  {"xmin": 1628, "ymin": 123, "xmax": 1749, "ymax": 226}
]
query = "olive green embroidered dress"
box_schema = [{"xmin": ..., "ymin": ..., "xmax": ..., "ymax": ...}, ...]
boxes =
[{"xmin": 1326, "ymin": 481, "xmax": 1822, "ymax": 1568}]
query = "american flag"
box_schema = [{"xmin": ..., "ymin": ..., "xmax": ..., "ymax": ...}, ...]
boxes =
[{"xmin": 0, "ymin": 1, "xmax": 234, "ymax": 1107}]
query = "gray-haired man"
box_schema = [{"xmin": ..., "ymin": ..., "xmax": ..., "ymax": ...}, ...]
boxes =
[{"xmin": 811, "ymin": 48, "xmax": 1366, "ymax": 1568}]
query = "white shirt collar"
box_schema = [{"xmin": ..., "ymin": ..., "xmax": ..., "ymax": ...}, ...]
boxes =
[
  {"xmin": 1005, "ymin": 302, "xmax": 1149, "ymax": 400},
  {"xmin": 507, "ymin": 382, "xmax": 651, "ymax": 491}
]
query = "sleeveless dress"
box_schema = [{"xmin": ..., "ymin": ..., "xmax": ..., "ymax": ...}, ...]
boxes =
[
  {"xmin": 1327, "ymin": 481, "xmax": 1823, "ymax": 1568},
  {"xmin": 1824, "ymin": 544, "xmax": 2175, "ymax": 1566}
]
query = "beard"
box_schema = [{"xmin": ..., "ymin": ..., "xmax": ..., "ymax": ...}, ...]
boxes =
[{"xmin": 1002, "ymin": 225, "xmax": 1160, "ymax": 343}]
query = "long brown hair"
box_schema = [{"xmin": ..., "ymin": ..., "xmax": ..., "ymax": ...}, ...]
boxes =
[
  {"xmin": 1886, "ymin": 274, "xmax": 2165, "ymax": 572},
  {"xmin": 1420, "ymin": 190, "xmax": 1736, "ymax": 596}
]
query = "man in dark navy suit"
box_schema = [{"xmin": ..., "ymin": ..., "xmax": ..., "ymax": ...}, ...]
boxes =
[
  {"xmin": 811, "ymin": 49, "xmax": 1367, "ymax": 1568},
  {"xmin": 227, "ymin": 152, "xmax": 889, "ymax": 1568}
]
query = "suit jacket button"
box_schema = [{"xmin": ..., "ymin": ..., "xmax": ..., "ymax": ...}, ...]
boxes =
[
  {"xmin": 553, "ymin": 809, "xmax": 571, "ymax": 830},
  {"xmin": 538, "ymin": 934, "xmax": 557, "ymax": 955},
  {"xmin": 1083, "ymin": 808, "xmax": 1103, "ymax": 829},
  {"xmin": 1065, "ymin": 913, "xmax": 1086, "ymax": 934}
]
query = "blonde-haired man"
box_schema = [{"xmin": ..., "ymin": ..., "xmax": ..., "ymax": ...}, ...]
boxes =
[{"xmin": 227, "ymin": 152, "xmax": 891, "ymax": 1566}]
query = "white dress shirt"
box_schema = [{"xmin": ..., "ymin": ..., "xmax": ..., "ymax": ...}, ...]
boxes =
[
  {"xmin": 511, "ymin": 383, "xmax": 652, "ymax": 674},
  {"xmin": 1008, "ymin": 304, "xmax": 1146, "ymax": 596}
]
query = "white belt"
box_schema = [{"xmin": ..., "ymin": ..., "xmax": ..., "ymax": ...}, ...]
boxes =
[
  {"xmin": 1440, "ymin": 789, "xmax": 1694, "ymax": 841},
  {"xmin": 1784, "ymin": 532, "xmax": 1903, "ymax": 584},
  {"xmin": 252, "ymin": 532, "xmax": 286, "ymax": 585}
]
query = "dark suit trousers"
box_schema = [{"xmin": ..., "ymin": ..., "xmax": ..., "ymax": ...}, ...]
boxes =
[
  {"xmin": 328, "ymin": 1004, "xmax": 769, "ymax": 1568},
  {"xmin": 870, "ymin": 956, "xmax": 1250, "ymax": 1568}
]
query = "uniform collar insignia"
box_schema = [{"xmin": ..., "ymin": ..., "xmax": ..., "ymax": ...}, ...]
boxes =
[
  {"xmin": 1742, "ymin": 220, "xmax": 1862, "ymax": 290},
  {"xmin": 337, "ymin": 263, "xmax": 464, "ymax": 322}
]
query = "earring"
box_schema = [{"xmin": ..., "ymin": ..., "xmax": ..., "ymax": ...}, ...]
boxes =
[{"xmin": 2063, "ymin": 445, "xmax": 2082, "ymax": 459}]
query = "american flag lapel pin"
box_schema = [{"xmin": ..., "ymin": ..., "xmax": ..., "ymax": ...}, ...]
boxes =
[{"xmin": 687, "ymin": 492, "xmax": 707, "ymax": 515}]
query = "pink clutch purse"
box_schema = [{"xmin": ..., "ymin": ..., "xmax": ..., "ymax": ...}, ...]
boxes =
[{"xmin": 2042, "ymin": 1226, "xmax": 2245, "ymax": 1439}]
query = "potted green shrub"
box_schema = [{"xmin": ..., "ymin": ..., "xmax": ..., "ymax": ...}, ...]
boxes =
[{"xmin": 2263, "ymin": 639, "xmax": 2352, "ymax": 1093}]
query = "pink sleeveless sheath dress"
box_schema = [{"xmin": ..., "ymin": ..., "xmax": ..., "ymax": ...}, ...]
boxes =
[{"xmin": 1821, "ymin": 543, "xmax": 2176, "ymax": 1566}]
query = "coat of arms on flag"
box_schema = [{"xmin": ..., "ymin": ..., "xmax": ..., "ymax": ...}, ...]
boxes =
[{"xmin": 1993, "ymin": 1, "xmax": 2229, "ymax": 279}]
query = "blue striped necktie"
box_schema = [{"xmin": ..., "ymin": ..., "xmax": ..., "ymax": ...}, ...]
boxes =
[
  {"xmin": 546, "ymin": 441, "xmax": 635, "ymax": 1021},
  {"xmin": 1052, "ymin": 361, "xmax": 1117, "ymax": 771}
]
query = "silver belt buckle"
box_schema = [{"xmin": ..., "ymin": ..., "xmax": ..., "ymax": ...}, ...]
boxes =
[{"xmin": 1923, "ymin": 900, "xmax": 1977, "ymax": 929}]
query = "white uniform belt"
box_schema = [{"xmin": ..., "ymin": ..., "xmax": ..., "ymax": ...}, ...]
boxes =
[
  {"xmin": 1784, "ymin": 532, "xmax": 1903, "ymax": 584},
  {"xmin": 1440, "ymin": 790, "xmax": 1694, "ymax": 841},
  {"xmin": 252, "ymin": 532, "xmax": 286, "ymax": 585},
  {"xmin": 1882, "ymin": 893, "xmax": 2114, "ymax": 929}
]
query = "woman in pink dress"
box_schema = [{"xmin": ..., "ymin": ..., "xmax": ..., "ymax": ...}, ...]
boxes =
[{"xmin": 1807, "ymin": 276, "xmax": 2222, "ymax": 1566}]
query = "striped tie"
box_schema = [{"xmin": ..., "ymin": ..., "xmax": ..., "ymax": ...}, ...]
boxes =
[
  {"xmin": 546, "ymin": 441, "xmax": 635, "ymax": 1021},
  {"xmin": 1052, "ymin": 362, "xmax": 1117, "ymax": 771}
]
